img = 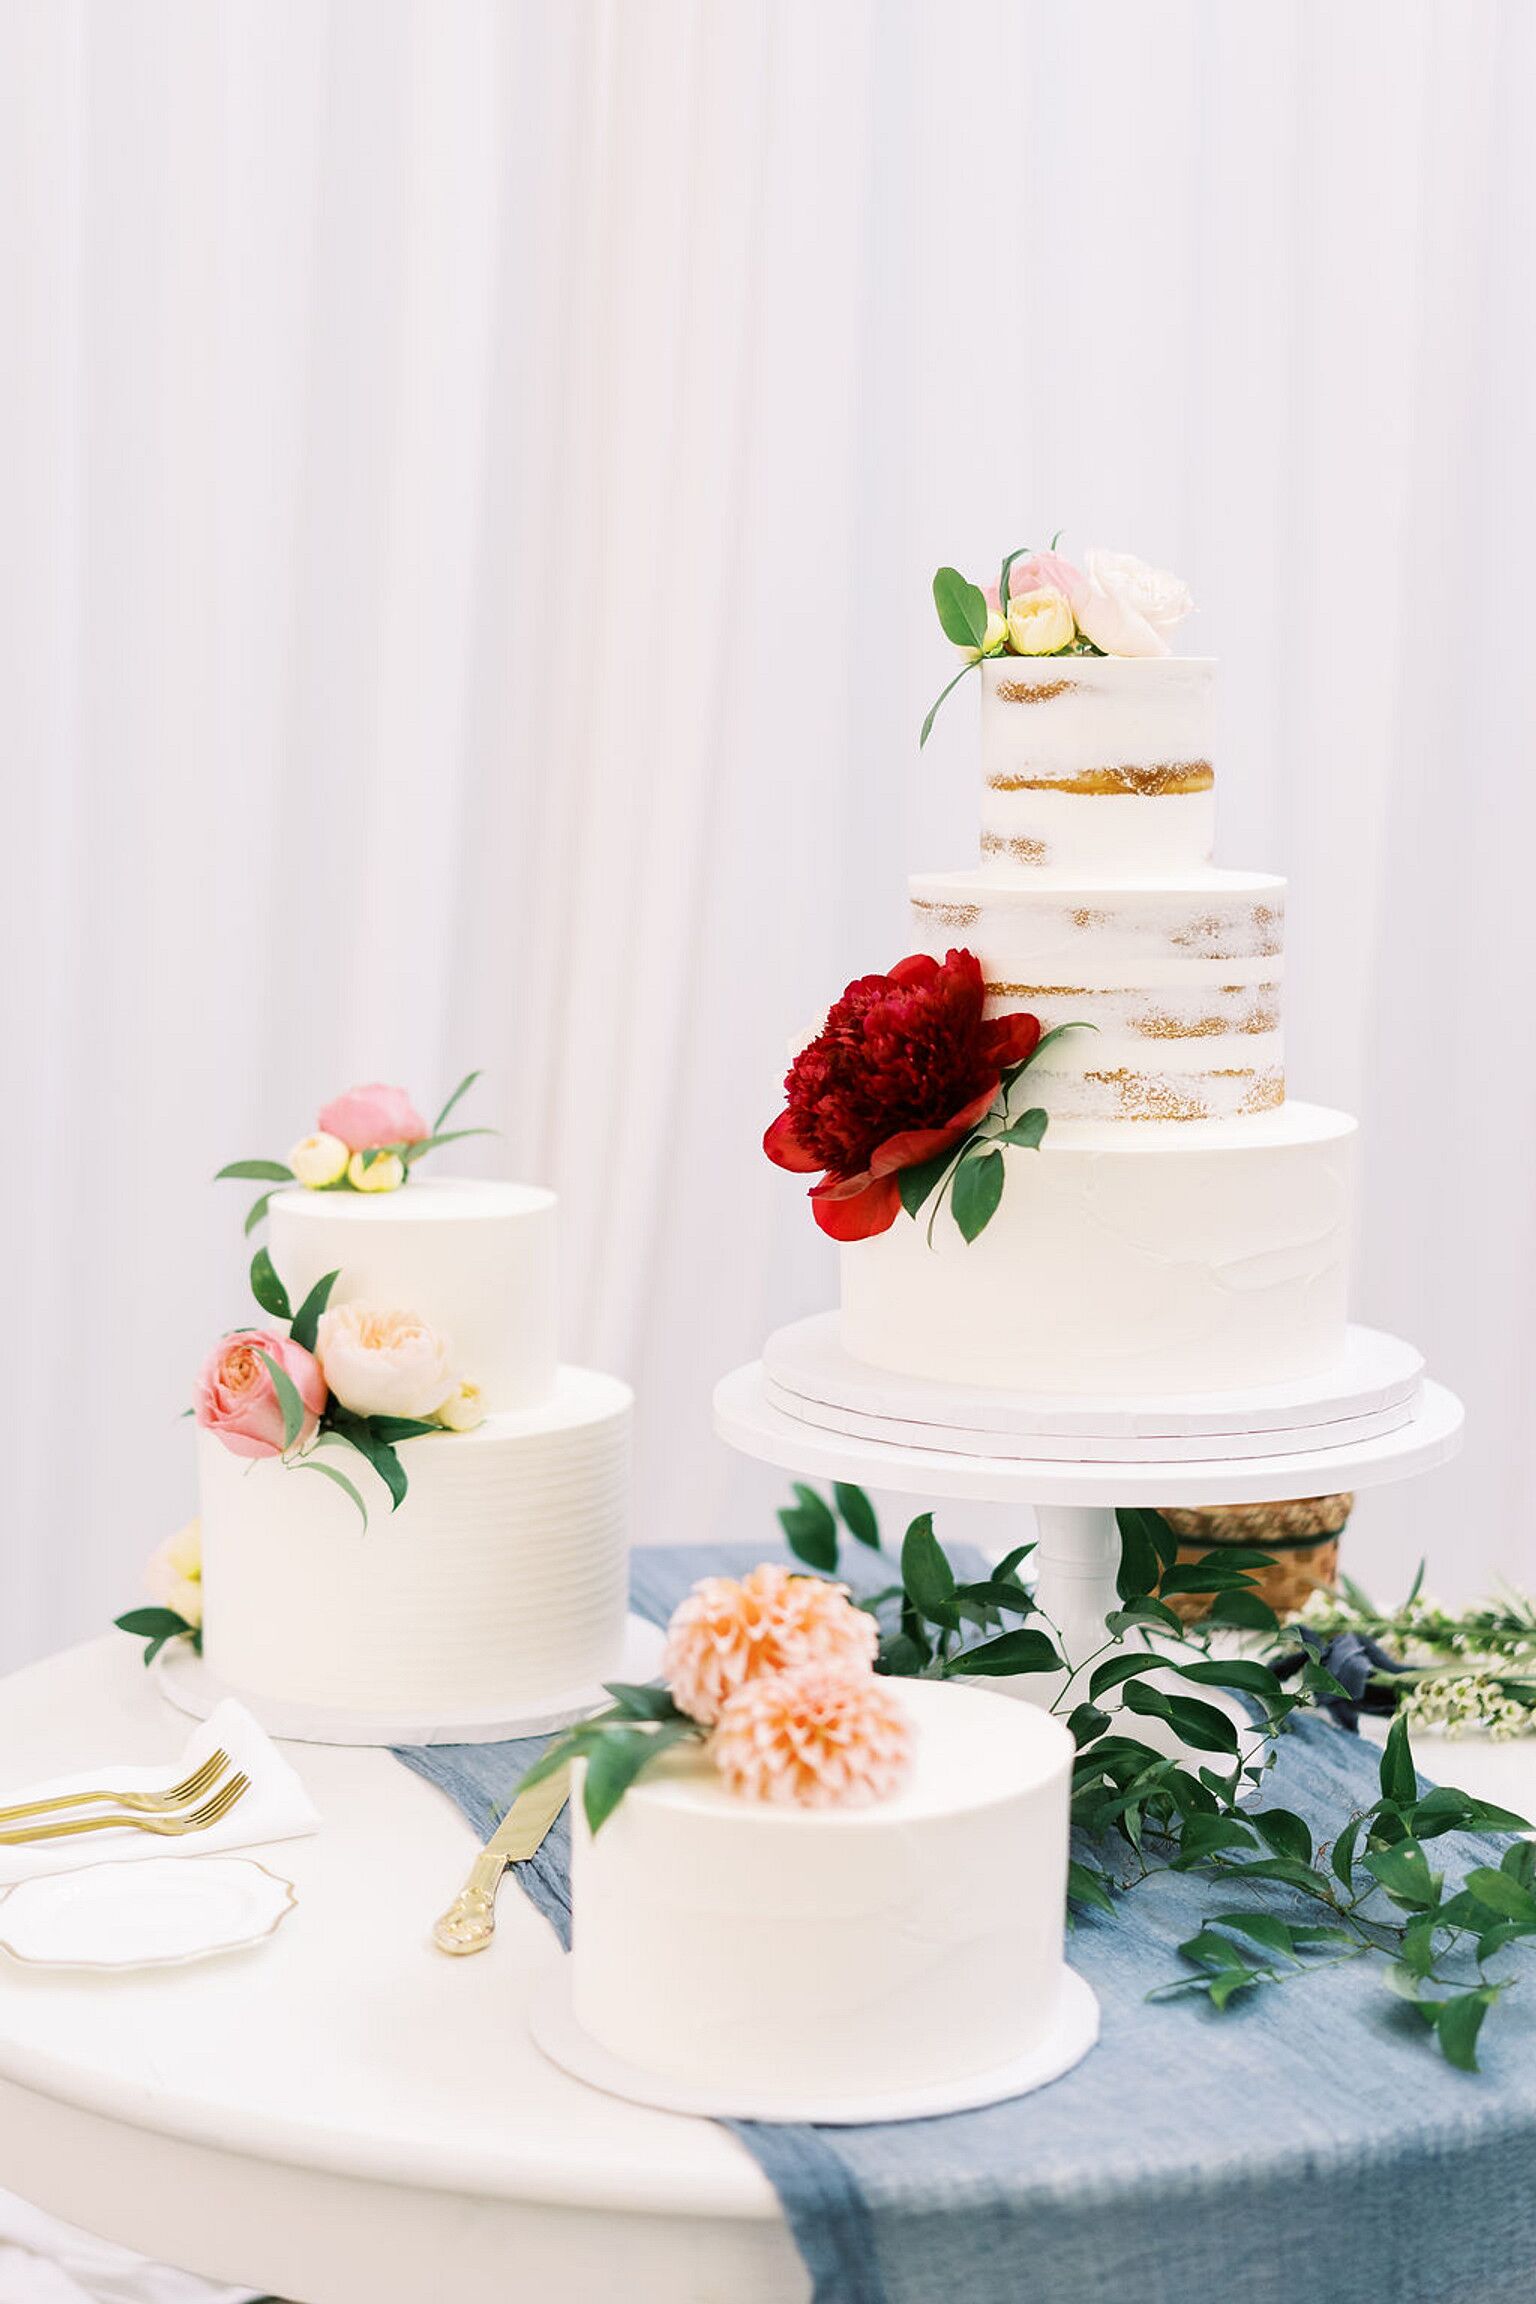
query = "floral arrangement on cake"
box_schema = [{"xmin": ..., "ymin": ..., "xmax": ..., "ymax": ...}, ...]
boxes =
[
  {"xmin": 520, "ymin": 1562, "xmax": 915, "ymax": 1832},
  {"xmin": 190, "ymin": 1252, "xmax": 482, "ymax": 1529},
  {"xmin": 922, "ymin": 540, "xmax": 1194, "ymax": 744},
  {"xmin": 216, "ymin": 1072, "xmax": 493, "ymax": 1234},
  {"xmin": 764, "ymin": 947, "xmax": 1087, "ymax": 1242},
  {"xmin": 115, "ymin": 1519, "xmax": 205, "ymax": 1663}
]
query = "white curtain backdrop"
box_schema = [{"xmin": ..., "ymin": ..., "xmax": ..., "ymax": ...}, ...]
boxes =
[{"xmin": 4, "ymin": 0, "xmax": 1534, "ymax": 1676}]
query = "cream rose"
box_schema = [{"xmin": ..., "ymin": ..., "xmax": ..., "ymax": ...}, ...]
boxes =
[
  {"xmin": 289, "ymin": 1130, "xmax": 350, "ymax": 1189},
  {"xmin": 348, "ymin": 1149, "xmax": 405, "ymax": 1193},
  {"xmin": 437, "ymin": 1378, "xmax": 484, "ymax": 1433},
  {"xmin": 1074, "ymin": 550, "xmax": 1193, "ymax": 658},
  {"xmin": 962, "ymin": 606, "xmax": 1009, "ymax": 664},
  {"xmin": 1006, "ymin": 587, "xmax": 1075, "ymax": 655},
  {"xmin": 147, "ymin": 1519, "xmax": 203, "ymax": 1629},
  {"xmin": 315, "ymin": 1303, "xmax": 456, "ymax": 1420}
]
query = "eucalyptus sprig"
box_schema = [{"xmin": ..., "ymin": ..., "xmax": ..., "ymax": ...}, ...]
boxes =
[
  {"xmin": 893, "ymin": 1022, "xmax": 1096, "ymax": 1245},
  {"xmin": 777, "ymin": 1483, "xmax": 1536, "ymax": 2071}
]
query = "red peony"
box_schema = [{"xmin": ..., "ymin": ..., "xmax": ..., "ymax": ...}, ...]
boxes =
[{"xmin": 763, "ymin": 950, "xmax": 1041, "ymax": 1241}]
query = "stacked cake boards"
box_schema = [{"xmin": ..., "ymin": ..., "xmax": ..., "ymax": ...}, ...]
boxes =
[
  {"xmin": 197, "ymin": 1169, "xmax": 631, "ymax": 1730},
  {"xmin": 840, "ymin": 651, "xmax": 1356, "ymax": 1397}
]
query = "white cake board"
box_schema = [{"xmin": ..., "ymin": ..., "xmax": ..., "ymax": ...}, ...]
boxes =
[
  {"xmin": 530, "ymin": 1955, "xmax": 1100, "ymax": 2125},
  {"xmin": 154, "ymin": 1614, "xmax": 667, "ymax": 1748},
  {"xmin": 762, "ymin": 1316, "xmax": 1425, "ymax": 1463}
]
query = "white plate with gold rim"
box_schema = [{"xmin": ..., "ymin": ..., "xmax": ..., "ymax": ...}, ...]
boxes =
[{"xmin": 0, "ymin": 1856, "xmax": 296, "ymax": 1972}]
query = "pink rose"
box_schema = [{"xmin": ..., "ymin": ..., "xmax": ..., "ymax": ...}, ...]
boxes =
[
  {"xmin": 316, "ymin": 1082, "xmax": 427, "ymax": 1151},
  {"xmin": 985, "ymin": 550, "xmax": 1087, "ymax": 616},
  {"xmin": 194, "ymin": 1328, "xmax": 326, "ymax": 1460}
]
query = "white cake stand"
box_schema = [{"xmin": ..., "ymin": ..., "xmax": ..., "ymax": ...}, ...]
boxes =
[{"xmin": 714, "ymin": 1320, "xmax": 1463, "ymax": 1688}]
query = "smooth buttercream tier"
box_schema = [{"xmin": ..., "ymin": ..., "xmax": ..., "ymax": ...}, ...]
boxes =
[
  {"xmin": 198, "ymin": 1368, "xmax": 630, "ymax": 1714},
  {"xmin": 911, "ymin": 867, "xmax": 1286, "ymax": 1124},
  {"xmin": 268, "ymin": 1178, "xmax": 555, "ymax": 1415},
  {"xmin": 839, "ymin": 1103, "xmax": 1354, "ymax": 1396},
  {"xmin": 980, "ymin": 655, "xmax": 1215, "ymax": 878},
  {"xmin": 569, "ymin": 1679, "xmax": 1072, "ymax": 2098}
]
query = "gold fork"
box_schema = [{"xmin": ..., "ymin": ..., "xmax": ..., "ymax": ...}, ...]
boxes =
[
  {"xmin": 0, "ymin": 1750, "xmax": 231, "ymax": 1830},
  {"xmin": 0, "ymin": 1772, "xmax": 250, "ymax": 1847}
]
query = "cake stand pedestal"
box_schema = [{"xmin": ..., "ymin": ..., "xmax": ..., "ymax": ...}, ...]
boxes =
[{"xmin": 713, "ymin": 1327, "xmax": 1463, "ymax": 1703}]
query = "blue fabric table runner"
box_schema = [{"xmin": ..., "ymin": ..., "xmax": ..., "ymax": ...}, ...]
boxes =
[{"xmin": 394, "ymin": 1544, "xmax": 1536, "ymax": 2304}]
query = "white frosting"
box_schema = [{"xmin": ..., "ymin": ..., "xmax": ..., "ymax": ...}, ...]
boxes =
[
  {"xmin": 980, "ymin": 655, "xmax": 1215, "ymax": 876},
  {"xmin": 912, "ymin": 868, "xmax": 1287, "ymax": 1123},
  {"xmin": 840, "ymin": 1104, "xmax": 1355, "ymax": 1395},
  {"xmin": 569, "ymin": 1680, "xmax": 1073, "ymax": 2097},
  {"xmin": 269, "ymin": 1179, "xmax": 555, "ymax": 1414},
  {"xmin": 198, "ymin": 1368, "xmax": 630, "ymax": 1714}
]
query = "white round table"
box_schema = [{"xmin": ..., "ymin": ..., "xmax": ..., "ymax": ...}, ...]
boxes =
[
  {"xmin": 0, "ymin": 1639, "xmax": 808, "ymax": 2304},
  {"xmin": 2, "ymin": 1640, "xmax": 1531, "ymax": 2304}
]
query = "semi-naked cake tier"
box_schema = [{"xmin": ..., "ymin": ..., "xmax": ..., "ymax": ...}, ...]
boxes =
[
  {"xmin": 980, "ymin": 654, "xmax": 1214, "ymax": 876},
  {"xmin": 269, "ymin": 1178, "xmax": 555, "ymax": 1412},
  {"xmin": 200, "ymin": 1177, "xmax": 631, "ymax": 1721},
  {"xmin": 567, "ymin": 1680, "xmax": 1074, "ymax": 2100},
  {"xmin": 198, "ymin": 1371, "xmax": 631, "ymax": 1714},
  {"xmin": 837, "ymin": 653, "xmax": 1356, "ymax": 1398}
]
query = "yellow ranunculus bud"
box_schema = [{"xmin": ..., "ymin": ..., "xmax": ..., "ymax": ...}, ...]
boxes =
[
  {"xmin": 964, "ymin": 608, "xmax": 1010, "ymax": 664},
  {"xmin": 348, "ymin": 1149, "xmax": 406, "ymax": 1193},
  {"xmin": 289, "ymin": 1131, "xmax": 351, "ymax": 1189},
  {"xmin": 1006, "ymin": 587, "xmax": 1075, "ymax": 656},
  {"xmin": 437, "ymin": 1378, "xmax": 484, "ymax": 1433},
  {"xmin": 147, "ymin": 1519, "xmax": 203, "ymax": 1628}
]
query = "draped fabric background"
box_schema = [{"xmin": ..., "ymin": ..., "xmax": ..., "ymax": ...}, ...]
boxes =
[{"xmin": 4, "ymin": 0, "xmax": 1533, "ymax": 1674}]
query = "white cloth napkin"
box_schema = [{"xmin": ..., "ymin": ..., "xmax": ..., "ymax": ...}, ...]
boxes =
[
  {"xmin": 0, "ymin": 1700, "xmax": 320, "ymax": 1886},
  {"xmin": 0, "ymin": 2189, "xmax": 259, "ymax": 2304}
]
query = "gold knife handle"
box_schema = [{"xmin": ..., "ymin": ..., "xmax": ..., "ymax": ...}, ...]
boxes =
[{"xmin": 432, "ymin": 1853, "xmax": 506, "ymax": 1956}]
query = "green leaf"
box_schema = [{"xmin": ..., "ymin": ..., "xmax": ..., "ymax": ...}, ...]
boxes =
[
  {"xmin": 1437, "ymin": 1991, "xmax": 1492, "ymax": 2073},
  {"xmin": 256, "ymin": 1351, "xmax": 307, "ymax": 1451},
  {"xmin": 244, "ymin": 1191, "xmax": 279, "ymax": 1236},
  {"xmin": 1251, "ymin": 1808, "xmax": 1313, "ymax": 1864},
  {"xmin": 249, "ymin": 1247, "xmax": 292, "ymax": 1322},
  {"xmin": 365, "ymin": 1415, "xmax": 442, "ymax": 1444},
  {"xmin": 1017, "ymin": 1019, "xmax": 1096, "ymax": 1068},
  {"xmin": 877, "ymin": 1631, "xmax": 928, "ymax": 1677},
  {"xmin": 1332, "ymin": 1813, "xmax": 1366, "ymax": 1887},
  {"xmin": 601, "ymin": 1682, "xmax": 684, "ymax": 1722},
  {"xmin": 333, "ymin": 1424, "xmax": 409, "ymax": 1511},
  {"xmin": 1115, "ymin": 1508, "xmax": 1164, "ymax": 1603},
  {"xmin": 1122, "ymin": 1679, "xmax": 1240, "ymax": 1753},
  {"xmin": 1206, "ymin": 1911, "xmax": 1301, "ymax": 1958},
  {"xmin": 432, "ymin": 1069, "xmax": 483, "ymax": 1134},
  {"xmin": 777, "ymin": 1483, "xmax": 839, "ymax": 1572},
  {"xmin": 954, "ymin": 1626, "xmax": 1062, "ymax": 1677},
  {"xmin": 1089, "ymin": 1652, "xmax": 1168, "ymax": 1701},
  {"xmin": 582, "ymin": 1722, "xmax": 698, "ymax": 1834},
  {"xmin": 1364, "ymin": 1839, "xmax": 1436, "ymax": 1910},
  {"xmin": 897, "ymin": 1143, "xmax": 956, "ymax": 1219},
  {"xmin": 1464, "ymin": 1866, "xmax": 1536, "ymax": 1924},
  {"xmin": 1379, "ymin": 1714, "xmax": 1419, "ymax": 1807},
  {"xmin": 116, "ymin": 1606, "xmax": 195, "ymax": 1664},
  {"xmin": 932, "ymin": 565, "xmax": 989, "ymax": 650},
  {"xmin": 833, "ymin": 1483, "xmax": 881, "ymax": 1549},
  {"xmin": 296, "ymin": 1455, "xmax": 369, "ymax": 1527},
  {"xmin": 1410, "ymin": 1786, "xmax": 1533, "ymax": 1838},
  {"xmin": 1208, "ymin": 1968, "xmax": 1263, "ymax": 2011},
  {"xmin": 950, "ymin": 1149, "xmax": 1005, "ymax": 1244},
  {"xmin": 1175, "ymin": 1813, "xmax": 1260, "ymax": 1864},
  {"xmin": 993, "ymin": 1543, "xmax": 1034, "ymax": 1583},
  {"xmin": 402, "ymin": 1125, "xmax": 498, "ymax": 1169},
  {"xmin": 1067, "ymin": 1859, "xmax": 1116, "ymax": 1916},
  {"xmin": 901, "ymin": 1513, "xmax": 958, "ymax": 1625},
  {"xmin": 1176, "ymin": 1656, "xmax": 1286, "ymax": 1704},
  {"xmin": 919, "ymin": 660, "xmax": 979, "ymax": 749},
  {"xmin": 289, "ymin": 1268, "xmax": 340, "ymax": 1355},
  {"xmin": 1119, "ymin": 1506, "xmax": 1180, "ymax": 1574},
  {"xmin": 1067, "ymin": 1702, "xmax": 1112, "ymax": 1747},
  {"xmin": 1157, "ymin": 1560, "xmax": 1268, "ymax": 1596},
  {"xmin": 1180, "ymin": 1926, "xmax": 1254, "ymax": 1973},
  {"xmin": 997, "ymin": 1109, "xmax": 1049, "ymax": 1150},
  {"xmin": 1106, "ymin": 1596, "xmax": 1186, "ymax": 1638},
  {"xmin": 1204, "ymin": 1590, "xmax": 1282, "ymax": 1634},
  {"xmin": 997, "ymin": 545, "xmax": 1031, "ymax": 614},
  {"xmin": 215, "ymin": 1159, "xmax": 295, "ymax": 1183}
]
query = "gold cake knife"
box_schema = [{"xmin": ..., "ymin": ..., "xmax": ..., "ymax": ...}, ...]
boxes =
[{"xmin": 432, "ymin": 1764, "xmax": 570, "ymax": 1956}]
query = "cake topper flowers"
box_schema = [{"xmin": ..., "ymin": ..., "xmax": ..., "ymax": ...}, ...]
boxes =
[
  {"xmin": 520, "ymin": 1563, "xmax": 913, "ymax": 1832},
  {"xmin": 216, "ymin": 1071, "xmax": 494, "ymax": 1235},
  {"xmin": 921, "ymin": 540, "xmax": 1194, "ymax": 745},
  {"xmin": 764, "ymin": 947, "xmax": 1088, "ymax": 1244}
]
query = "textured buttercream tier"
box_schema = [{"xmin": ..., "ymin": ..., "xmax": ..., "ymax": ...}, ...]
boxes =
[
  {"xmin": 839, "ymin": 1104, "xmax": 1354, "ymax": 1396},
  {"xmin": 569, "ymin": 1680, "xmax": 1073, "ymax": 2098},
  {"xmin": 980, "ymin": 655, "xmax": 1215, "ymax": 877},
  {"xmin": 268, "ymin": 1178, "xmax": 555, "ymax": 1414},
  {"xmin": 911, "ymin": 866, "xmax": 1287, "ymax": 1123},
  {"xmin": 198, "ymin": 1368, "xmax": 631, "ymax": 1714}
]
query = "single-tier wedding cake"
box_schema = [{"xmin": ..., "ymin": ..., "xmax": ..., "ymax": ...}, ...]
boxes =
[
  {"xmin": 182, "ymin": 1077, "xmax": 630, "ymax": 1724},
  {"xmin": 766, "ymin": 546, "xmax": 1355, "ymax": 1399}
]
